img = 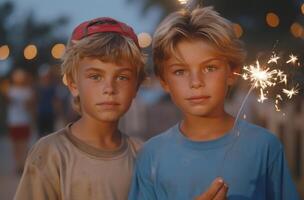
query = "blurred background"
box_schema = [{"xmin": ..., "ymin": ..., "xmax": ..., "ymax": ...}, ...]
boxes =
[{"xmin": 0, "ymin": 0, "xmax": 303, "ymax": 199}]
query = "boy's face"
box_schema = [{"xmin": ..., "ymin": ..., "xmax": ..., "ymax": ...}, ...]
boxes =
[
  {"xmin": 69, "ymin": 58, "xmax": 138, "ymax": 122},
  {"xmin": 160, "ymin": 39, "xmax": 237, "ymax": 118}
]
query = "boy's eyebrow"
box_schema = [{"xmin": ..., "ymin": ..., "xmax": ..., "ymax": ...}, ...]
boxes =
[
  {"xmin": 115, "ymin": 67, "xmax": 135, "ymax": 73},
  {"xmin": 168, "ymin": 57, "xmax": 225, "ymax": 68},
  {"xmin": 200, "ymin": 58, "xmax": 226, "ymax": 65},
  {"xmin": 85, "ymin": 68, "xmax": 105, "ymax": 73},
  {"xmin": 84, "ymin": 67, "xmax": 134, "ymax": 73}
]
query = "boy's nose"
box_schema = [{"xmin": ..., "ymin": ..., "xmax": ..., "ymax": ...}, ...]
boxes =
[
  {"xmin": 189, "ymin": 73, "xmax": 205, "ymax": 89},
  {"xmin": 102, "ymin": 79, "xmax": 116, "ymax": 95}
]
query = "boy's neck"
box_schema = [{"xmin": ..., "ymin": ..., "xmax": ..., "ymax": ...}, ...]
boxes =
[
  {"xmin": 70, "ymin": 117, "xmax": 122, "ymax": 150},
  {"xmin": 180, "ymin": 113, "xmax": 235, "ymax": 141}
]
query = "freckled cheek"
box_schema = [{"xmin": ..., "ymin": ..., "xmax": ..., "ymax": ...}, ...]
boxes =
[
  {"xmin": 118, "ymin": 84, "xmax": 137, "ymax": 95},
  {"xmin": 169, "ymin": 86, "xmax": 188, "ymax": 99}
]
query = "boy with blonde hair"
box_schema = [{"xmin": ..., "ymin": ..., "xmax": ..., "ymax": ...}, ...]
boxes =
[
  {"xmin": 129, "ymin": 7, "xmax": 299, "ymax": 200},
  {"xmin": 14, "ymin": 17, "xmax": 145, "ymax": 200}
]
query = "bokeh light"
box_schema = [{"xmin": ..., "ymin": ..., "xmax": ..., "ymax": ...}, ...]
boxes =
[
  {"xmin": 137, "ymin": 32, "xmax": 152, "ymax": 48},
  {"xmin": 290, "ymin": 22, "xmax": 303, "ymax": 38},
  {"xmin": 24, "ymin": 44, "xmax": 38, "ymax": 60},
  {"xmin": 0, "ymin": 45, "xmax": 10, "ymax": 60},
  {"xmin": 233, "ymin": 23, "xmax": 244, "ymax": 38},
  {"xmin": 178, "ymin": 0, "xmax": 189, "ymax": 5},
  {"xmin": 266, "ymin": 12, "xmax": 280, "ymax": 28},
  {"xmin": 62, "ymin": 74, "xmax": 68, "ymax": 86},
  {"xmin": 51, "ymin": 43, "xmax": 66, "ymax": 59}
]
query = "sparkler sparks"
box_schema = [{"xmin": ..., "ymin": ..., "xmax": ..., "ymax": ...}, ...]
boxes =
[
  {"xmin": 286, "ymin": 54, "xmax": 298, "ymax": 64},
  {"xmin": 240, "ymin": 60, "xmax": 277, "ymax": 89},
  {"xmin": 268, "ymin": 54, "xmax": 280, "ymax": 64},
  {"xmin": 283, "ymin": 86, "xmax": 299, "ymax": 99},
  {"xmin": 236, "ymin": 54, "xmax": 301, "ymax": 112}
]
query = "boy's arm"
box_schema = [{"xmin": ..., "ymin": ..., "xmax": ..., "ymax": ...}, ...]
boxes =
[
  {"xmin": 128, "ymin": 150, "xmax": 157, "ymax": 200},
  {"xmin": 14, "ymin": 143, "xmax": 60, "ymax": 200},
  {"xmin": 267, "ymin": 148, "xmax": 300, "ymax": 200}
]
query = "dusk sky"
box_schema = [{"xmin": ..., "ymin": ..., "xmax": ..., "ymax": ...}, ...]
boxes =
[{"xmin": 11, "ymin": 0, "xmax": 161, "ymax": 35}]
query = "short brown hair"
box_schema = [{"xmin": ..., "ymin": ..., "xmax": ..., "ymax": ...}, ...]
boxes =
[
  {"xmin": 153, "ymin": 6, "xmax": 246, "ymax": 79},
  {"xmin": 61, "ymin": 33, "xmax": 146, "ymax": 113}
]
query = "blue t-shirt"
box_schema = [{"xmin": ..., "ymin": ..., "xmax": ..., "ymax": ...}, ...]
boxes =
[{"xmin": 129, "ymin": 120, "xmax": 299, "ymax": 200}]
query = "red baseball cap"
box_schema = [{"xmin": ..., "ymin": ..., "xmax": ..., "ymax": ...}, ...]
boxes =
[{"xmin": 71, "ymin": 17, "xmax": 140, "ymax": 48}]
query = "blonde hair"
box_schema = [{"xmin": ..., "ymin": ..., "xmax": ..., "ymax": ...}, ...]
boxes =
[
  {"xmin": 153, "ymin": 6, "xmax": 246, "ymax": 79},
  {"xmin": 61, "ymin": 32, "xmax": 146, "ymax": 114}
]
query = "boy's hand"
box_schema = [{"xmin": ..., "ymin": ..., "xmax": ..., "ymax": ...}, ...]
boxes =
[{"xmin": 195, "ymin": 178, "xmax": 228, "ymax": 200}]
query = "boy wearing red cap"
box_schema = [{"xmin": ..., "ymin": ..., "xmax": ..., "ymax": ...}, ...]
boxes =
[{"xmin": 14, "ymin": 17, "xmax": 145, "ymax": 200}]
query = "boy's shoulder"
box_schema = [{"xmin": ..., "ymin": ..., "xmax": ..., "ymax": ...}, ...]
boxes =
[
  {"xmin": 141, "ymin": 124, "xmax": 178, "ymax": 153},
  {"xmin": 127, "ymin": 136, "xmax": 144, "ymax": 155},
  {"xmin": 239, "ymin": 120, "xmax": 283, "ymax": 150},
  {"xmin": 26, "ymin": 127, "xmax": 69, "ymax": 167}
]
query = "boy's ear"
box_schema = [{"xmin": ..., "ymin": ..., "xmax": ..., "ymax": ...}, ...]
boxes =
[{"xmin": 67, "ymin": 79, "xmax": 79, "ymax": 97}]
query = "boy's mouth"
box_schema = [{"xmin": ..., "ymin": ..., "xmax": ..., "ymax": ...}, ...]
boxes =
[
  {"xmin": 186, "ymin": 95, "xmax": 210, "ymax": 103},
  {"xmin": 96, "ymin": 101, "xmax": 120, "ymax": 106}
]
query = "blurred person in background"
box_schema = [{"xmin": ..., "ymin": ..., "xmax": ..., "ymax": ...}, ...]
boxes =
[
  {"xmin": 0, "ymin": 78, "xmax": 9, "ymax": 136},
  {"xmin": 35, "ymin": 64, "xmax": 59, "ymax": 137},
  {"xmin": 5, "ymin": 68, "xmax": 34, "ymax": 175}
]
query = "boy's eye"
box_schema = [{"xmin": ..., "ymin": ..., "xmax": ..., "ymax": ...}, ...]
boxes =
[
  {"xmin": 89, "ymin": 74, "xmax": 102, "ymax": 81},
  {"xmin": 173, "ymin": 69, "xmax": 185, "ymax": 76},
  {"xmin": 117, "ymin": 75, "xmax": 129, "ymax": 81},
  {"xmin": 204, "ymin": 65, "xmax": 218, "ymax": 73}
]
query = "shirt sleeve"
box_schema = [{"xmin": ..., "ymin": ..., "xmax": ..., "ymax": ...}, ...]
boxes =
[
  {"xmin": 266, "ymin": 148, "xmax": 300, "ymax": 200},
  {"xmin": 128, "ymin": 148, "xmax": 157, "ymax": 200},
  {"xmin": 14, "ymin": 143, "xmax": 60, "ymax": 200}
]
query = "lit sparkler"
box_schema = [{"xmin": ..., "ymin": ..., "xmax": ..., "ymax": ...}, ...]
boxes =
[
  {"xmin": 235, "ymin": 54, "xmax": 300, "ymax": 114},
  {"xmin": 221, "ymin": 53, "xmax": 301, "ymax": 176},
  {"xmin": 235, "ymin": 60, "xmax": 279, "ymax": 103}
]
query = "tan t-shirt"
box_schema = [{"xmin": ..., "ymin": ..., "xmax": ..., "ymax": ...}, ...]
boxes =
[{"xmin": 14, "ymin": 125, "xmax": 142, "ymax": 200}]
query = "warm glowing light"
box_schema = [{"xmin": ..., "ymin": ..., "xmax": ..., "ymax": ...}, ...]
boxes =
[
  {"xmin": 283, "ymin": 86, "xmax": 299, "ymax": 99},
  {"xmin": 286, "ymin": 54, "xmax": 298, "ymax": 64},
  {"xmin": 290, "ymin": 22, "xmax": 303, "ymax": 38},
  {"xmin": 235, "ymin": 53, "xmax": 300, "ymax": 112},
  {"xmin": 178, "ymin": 0, "xmax": 189, "ymax": 5},
  {"xmin": 266, "ymin": 12, "xmax": 280, "ymax": 28},
  {"xmin": 275, "ymin": 95, "xmax": 283, "ymax": 112},
  {"xmin": 243, "ymin": 61, "xmax": 277, "ymax": 89},
  {"xmin": 0, "ymin": 45, "xmax": 10, "ymax": 60},
  {"xmin": 62, "ymin": 74, "xmax": 68, "ymax": 86},
  {"xmin": 258, "ymin": 88, "xmax": 268, "ymax": 103},
  {"xmin": 277, "ymin": 70, "xmax": 287, "ymax": 84},
  {"xmin": 301, "ymin": 4, "xmax": 304, "ymax": 15},
  {"xmin": 51, "ymin": 43, "xmax": 65, "ymax": 59},
  {"xmin": 137, "ymin": 32, "xmax": 152, "ymax": 48},
  {"xmin": 24, "ymin": 44, "xmax": 37, "ymax": 60},
  {"xmin": 233, "ymin": 23, "xmax": 243, "ymax": 38},
  {"xmin": 267, "ymin": 54, "xmax": 280, "ymax": 64}
]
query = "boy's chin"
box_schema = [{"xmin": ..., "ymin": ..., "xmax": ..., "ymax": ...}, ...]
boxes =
[
  {"xmin": 95, "ymin": 113, "xmax": 123, "ymax": 123},
  {"xmin": 184, "ymin": 109, "xmax": 222, "ymax": 118}
]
